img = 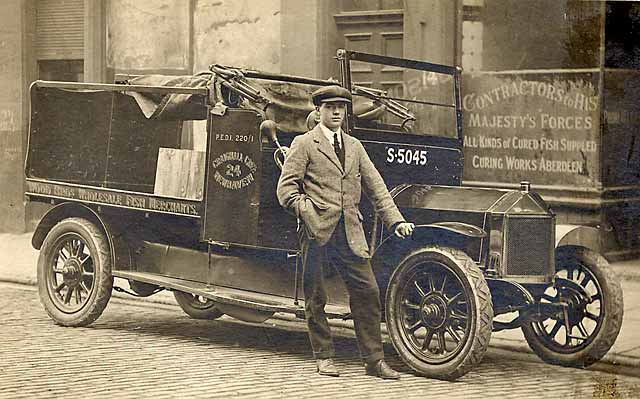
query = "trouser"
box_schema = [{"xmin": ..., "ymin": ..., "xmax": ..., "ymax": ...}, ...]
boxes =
[{"xmin": 299, "ymin": 216, "xmax": 384, "ymax": 364}]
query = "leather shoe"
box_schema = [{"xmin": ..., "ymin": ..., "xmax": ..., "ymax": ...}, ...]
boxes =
[
  {"xmin": 316, "ymin": 358, "xmax": 340, "ymax": 377},
  {"xmin": 365, "ymin": 360, "xmax": 400, "ymax": 380}
]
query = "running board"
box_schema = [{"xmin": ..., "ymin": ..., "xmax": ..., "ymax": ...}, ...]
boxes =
[{"xmin": 113, "ymin": 271, "xmax": 350, "ymax": 319}]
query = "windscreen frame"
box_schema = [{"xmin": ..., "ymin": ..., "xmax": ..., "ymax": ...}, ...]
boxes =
[{"xmin": 337, "ymin": 49, "xmax": 463, "ymax": 141}]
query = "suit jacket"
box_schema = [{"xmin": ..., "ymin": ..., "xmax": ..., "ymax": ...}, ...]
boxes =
[{"xmin": 276, "ymin": 124, "xmax": 405, "ymax": 258}]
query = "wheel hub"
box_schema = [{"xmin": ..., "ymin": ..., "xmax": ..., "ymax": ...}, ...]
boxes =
[
  {"xmin": 562, "ymin": 291, "xmax": 588, "ymax": 326},
  {"xmin": 61, "ymin": 259, "xmax": 82, "ymax": 287},
  {"xmin": 420, "ymin": 295, "xmax": 447, "ymax": 329}
]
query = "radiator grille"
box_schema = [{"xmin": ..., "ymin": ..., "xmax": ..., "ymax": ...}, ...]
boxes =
[{"xmin": 505, "ymin": 216, "xmax": 553, "ymax": 276}]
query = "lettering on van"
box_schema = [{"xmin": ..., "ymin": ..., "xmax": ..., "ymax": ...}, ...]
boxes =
[
  {"xmin": 211, "ymin": 151, "xmax": 257, "ymax": 190},
  {"xmin": 25, "ymin": 181, "xmax": 199, "ymax": 217}
]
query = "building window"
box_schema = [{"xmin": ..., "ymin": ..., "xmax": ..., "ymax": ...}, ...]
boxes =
[
  {"xmin": 462, "ymin": 0, "xmax": 601, "ymax": 71},
  {"xmin": 36, "ymin": 0, "xmax": 84, "ymax": 81},
  {"xmin": 605, "ymin": 1, "xmax": 640, "ymax": 69},
  {"xmin": 340, "ymin": 0, "xmax": 403, "ymax": 12},
  {"xmin": 38, "ymin": 60, "xmax": 84, "ymax": 82},
  {"xmin": 461, "ymin": 0, "xmax": 484, "ymax": 72}
]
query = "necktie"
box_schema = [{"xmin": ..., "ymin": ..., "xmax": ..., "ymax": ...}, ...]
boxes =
[{"xmin": 333, "ymin": 132, "xmax": 345, "ymax": 168}]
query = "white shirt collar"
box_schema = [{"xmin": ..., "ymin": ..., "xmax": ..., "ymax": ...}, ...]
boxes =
[{"xmin": 318, "ymin": 123, "xmax": 342, "ymax": 147}]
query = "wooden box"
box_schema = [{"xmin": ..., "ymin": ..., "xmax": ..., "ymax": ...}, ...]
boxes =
[{"xmin": 154, "ymin": 148, "xmax": 205, "ymax": 200}]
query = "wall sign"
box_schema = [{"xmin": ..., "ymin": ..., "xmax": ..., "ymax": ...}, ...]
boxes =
[{"xmin": 461, "ymin": 73, "xmax": 600, "ymax": 188}]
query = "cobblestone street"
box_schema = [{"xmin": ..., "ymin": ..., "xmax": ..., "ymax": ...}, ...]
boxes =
[{"xmin": 1, "ymin": 282, "xmax": 639, "ymax": 399}]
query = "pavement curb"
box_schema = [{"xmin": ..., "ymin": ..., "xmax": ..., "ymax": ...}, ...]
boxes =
[
  {"xmin": 612, "ymin": 267, "xmax": 640, "ymax": 283},
  {"xmin": 487, "ymin": 336, "xmax": 640, "ymax": 369},
  {"xmin": 5, "ymin": 275, "xmax": 639, "ymax": 375}
]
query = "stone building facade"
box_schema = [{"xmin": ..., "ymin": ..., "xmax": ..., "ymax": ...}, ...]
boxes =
[{"xmin": 2, "ymin": 0, "xmax": 639, "ymax": 258}]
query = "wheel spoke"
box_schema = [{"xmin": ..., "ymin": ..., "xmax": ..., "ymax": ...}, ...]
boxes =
[
  {"xmin": 80, "ymin": 254, "xmax": 91, "ymax": 265},
  {"xmin": 75, "ymin": 240, "xmax": 85, "ymax": 257},
  {"xmin": 585, "ymin": 311, "xmax": 600, "ymax": 321},
  {"xmin": 446, "ymin": 326, "xmax": 461, "ymax": 344},
  {"xmin": 64, "ymin": 241, "xmax": 74, "ymax": 257},
  {"xmin": 567, "ymin": 267, "xmax": 574, "ymax": 280},
  {"xmin": 590, "ymin": 293, "xmax": 602, "ymax": 302},
  {"xmin": 565, "ymin": 323, "xmax": 577, "ymax": 347},
  {"xmin": 64, "ymin": 287, "xmax": 73, "ymax": 304},
  {"xmin": 440, "ymin": 275, "xmax": 447, "ymax": 294},
  {"xmin": 80, "ymin": 282, "xmax": 90, "ymax": 293},
  {"xmin": 408, "ymin": 320, "xmax": 423, "ymax": 333},
  {"xmin": 541, "ymin": 293, "xmax": 556, "ymax": 302},
  {"xmin": 58, "ymin": 251, "xmax": 68, "ymax": 262},
  {"xmin": 55, "ymin": 282, "xmax": 65, "ymax": 293},
  {"xmin": 450, "ymin": 311, "xmax": 468, "ymax": 322},
  {"xmin": 421, "ymin": 329, "xmax": 435, "ymax": 350},
  {"xmin": 576, "ymin": 322, "xmax": 589, "ymax": 338},
  {"xmin": 446, "ymin": 292, "xmax": 462, "ymax": 305},
  {"xmin": 428, "ymin": 275, "xmax": 435, "ymax": 293},
  {"xmin": 414, "ymin": 281, "xmax": 426, "ymax": 297},
  {"xmin": 403, "ymin": 300, "xmax": 421, "ymax": 311},
  {"xmin": 70, "ymin": 240, "xmax": 78, "ymax": 257},
  {"xmin": 74, "ymin": 286, "xmax": 82, "ymax": 304},
  {"xmin": 547, "ymin": 320, "xmax": 562, "ymax": 339},
  {"xmin": 579, "ymin": 274, "xmax": 591, "ymax": 288},
  {"xmin": 437, "ymin": 331, "xmax": 447, "ymax": 354}
]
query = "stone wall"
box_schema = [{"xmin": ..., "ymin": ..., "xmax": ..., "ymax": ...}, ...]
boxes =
[
  {"xmin": 0, "ymin": 0, "xmax": 28, "ymax": 233},
  {"xmin": 106, "ymin": 0, "xmax": 191, "ymax": 72},
  {"xmin": 105, "ymin": 0, "xmax": 283, "ymax": 74},
  {"xmin": 193, "ymin": 0, "xmax": 282, "ymax": 73}
]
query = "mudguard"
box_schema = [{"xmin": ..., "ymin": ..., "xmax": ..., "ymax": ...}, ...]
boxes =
[
  {"xmin": 372, "ymin": 222, "xmax": 485, "ymax": 272},
  {"xmin": 32, "ymin": 202, "xmax": 133, "ymax": 270},
  {"xmin": 555, "ymin": 224, "xmax": 603, "ymax": 253}
]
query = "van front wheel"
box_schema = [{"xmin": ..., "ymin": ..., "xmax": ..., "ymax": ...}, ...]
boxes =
[
  {"xmin": 385, "ymin": 246, "xmax": 493, "ymax": 380},
  {"xmin": 522, "ymin": 247, "xmax": 623, "ymax": 367}
]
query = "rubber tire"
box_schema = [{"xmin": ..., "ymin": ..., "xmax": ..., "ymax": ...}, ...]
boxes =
[
  {"xmin": 37, "ymin": 217, "xmax": 113, "ymax": 327},
  {"xmin": 522, "ymin": 246, "xmax": 623, "ymax": 368},
  {"xmin": 385, "ymin": 246, "xmax": 493, "ymax": 380},
  {"xmin": 173, "ymin": 291, "xmax": 224, "ymax": 320}
]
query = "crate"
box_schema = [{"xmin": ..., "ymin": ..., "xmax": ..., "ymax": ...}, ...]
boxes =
[{"xmin": 154, "ymin": 148, "xmax": 205, "ymax": 200}]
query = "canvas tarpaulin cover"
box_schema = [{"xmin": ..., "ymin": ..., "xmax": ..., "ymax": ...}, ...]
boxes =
[{"xmin": 125, "ymin": 71, "xmax": 385, "ymax": 133}]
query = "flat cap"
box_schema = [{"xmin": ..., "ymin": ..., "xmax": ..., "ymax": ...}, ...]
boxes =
[{"xmin": 311, "ymin": 85, "xmax": 352, "ymax": 106}]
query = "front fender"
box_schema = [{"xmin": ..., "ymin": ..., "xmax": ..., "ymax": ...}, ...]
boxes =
[
  {"xmin": 424, "ymin": 222, "xmax": 486, "ymax": 238},
  {"xmin": 371, "ymin": 223, "xmax": 485, "ymax": 292},
  {"xmin": 373, "ymin": 222, "xmax": 485, "ymax": 262},
  {"xmin": 555, "ymin": 224, "xmax": 603, "ymax": 254}
]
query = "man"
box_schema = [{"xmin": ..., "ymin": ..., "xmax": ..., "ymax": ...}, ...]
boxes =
[{"xmin": 276, "ymin": 85, "xmax": 414, "ymax": 379}]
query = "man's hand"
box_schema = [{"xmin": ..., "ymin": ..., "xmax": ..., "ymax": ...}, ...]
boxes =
[{"xmin": 394, "ymin": 222, "xmax": 415, "ymax": 239}]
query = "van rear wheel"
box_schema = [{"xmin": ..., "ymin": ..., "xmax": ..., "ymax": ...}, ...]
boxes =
[{"xmin": 37, "ymin": 217, "xmax": 113, "ymax": 327}]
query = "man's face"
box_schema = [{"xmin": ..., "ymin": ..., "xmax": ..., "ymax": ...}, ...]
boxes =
[{"xmin": 318, "ymin": 102, "xmax": 346, "ymax": 131}]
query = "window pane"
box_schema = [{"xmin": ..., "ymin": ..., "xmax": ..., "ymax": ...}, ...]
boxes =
[
  {"xmin": 341, "ymin": 0, "xmax": 381, "ymax": 12},
  {"xmin": 341, "ymin": 0, "xmax": 403, "ymax": 12},
  {"xmin": 380, "ymin": 0, "xmax": 403, "ymax": 10},
  {"xmin": 471, "ymin": 0, "xmax": 601, "ymax": 71},
  {"xmin": 354, "ymin": 69, "xmax": 457, "ymax": 138},
  {"xmin": 605, "ymin": 2, "xmax": 640, "ymax": 69},
  {"xmin": 38, "ymin": 60, "xmax": 84, "ymax": 82}
]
